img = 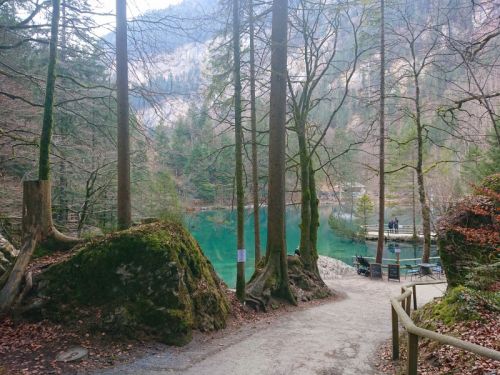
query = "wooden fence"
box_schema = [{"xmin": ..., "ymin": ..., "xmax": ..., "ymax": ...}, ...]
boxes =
[{"xmin": 390, "ymin": 281, "xmax": 500, "ymax": 374}]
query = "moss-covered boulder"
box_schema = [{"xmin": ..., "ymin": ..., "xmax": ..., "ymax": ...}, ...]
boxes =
[
  {"xmin": 414, "ymin": 285, "xmax": 500, "ymax": 326},
  {"xmin": 437, "ymin": 174, "xmax": 499, "ymax": 289},
  {"xmin": 24, "ymin": 221, "xmax": 229, "ymax": 346}
]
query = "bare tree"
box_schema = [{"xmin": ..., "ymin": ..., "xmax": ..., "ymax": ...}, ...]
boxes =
[
  {"xmin": 387, "ymin": 2, "xmax": 442, "ymax": 263},
  {"xmin": 437, "ymin": 0, "xmax": 500, "ymax": 147},
  {"xmin": 287, "ymin": 0, "xmax": 366, "ymax": 275},
  {"xmin": 375, "ymin": 0, "xmax": 385, "ymax": 264}
]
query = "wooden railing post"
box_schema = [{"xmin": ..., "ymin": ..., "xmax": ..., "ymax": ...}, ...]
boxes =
[
  {"xmin": 406, "ymin": 294, "xmax": 411, "ymax": 316},
  {"xmin": 391, "ymin": 305, "xmax": 399, "ymax": 360},
  {"xmin": 391, "ymin": 281, "xmax": 499, "ymax": 374},
  {"xmin": 412, "ymin": 284, "xmax": 417, "ymax": 310},
  {"xmin": 407, "ymin": 332, "xmax": 418, "ymax": 375}
]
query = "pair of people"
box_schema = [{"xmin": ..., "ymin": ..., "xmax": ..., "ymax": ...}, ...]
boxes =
[{"xmin": 388, "ymin": 217, "xmax": 399, "ymax": 233}]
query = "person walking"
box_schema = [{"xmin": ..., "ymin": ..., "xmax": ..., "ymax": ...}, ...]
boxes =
[{"xmin": 394, "ymin": 217, "xmax": 399, "ymax": 234}]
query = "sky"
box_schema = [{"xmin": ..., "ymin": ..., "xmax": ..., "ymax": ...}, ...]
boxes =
[
  {"xmin": 96, "ymin": 0, "xmax": 183, "ymax": 16},
  {"xmin": 91, "ymin": 0, "xmax": 184, "ymax": 35}
]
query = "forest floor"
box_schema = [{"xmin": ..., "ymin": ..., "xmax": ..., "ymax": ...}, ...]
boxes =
[{"xmin": 92, "ymin": 276, "xmax": 446, "ymax": 375}]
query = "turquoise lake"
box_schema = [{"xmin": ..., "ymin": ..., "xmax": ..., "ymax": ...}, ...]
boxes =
[{"xmin": 186, "ymin": 205, "xmax": 437, "ymax": 287}]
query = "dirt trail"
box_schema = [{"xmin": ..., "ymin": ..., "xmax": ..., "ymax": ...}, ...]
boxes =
[{"xmin": 94, "ymin": 277, "xmax": 446, "ymax": 375}]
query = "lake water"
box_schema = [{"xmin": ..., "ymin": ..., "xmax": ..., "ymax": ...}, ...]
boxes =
[{"xmin": 186, "ymin": 205, "xmax": 437, "ymax": 287}]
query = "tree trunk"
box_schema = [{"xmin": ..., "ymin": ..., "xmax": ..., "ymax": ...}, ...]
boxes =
[
  {"xmin": 38, "ymin": 0, "xmax": 60, "ymax": 181},
  {"xmin": 308, "ymin": 163, "xmax": 321, "ymax": 277},
  {"xmin": 248, "ymin": 0, "xmax": 261, "ymax": 266},
  {"xmin": 414, "ymin": 77, "xmax": 431, "ymax": 263},
  {"xmin": 23, "ymin": 181, "xmax": 79, "ymax": 249},
  {"xmin": 0, "ymin": 233, "xmax": 37, "ymax": 312},
  {"xmin": 412, "ymin": 170, "xmax": 417, "ymax": 240},
  {"xmin": 375, "ymin": 0, "xmax": 385, "ymax": 265},
  {"xmin": 246, "ymin": 0, "xmax": 295, "ymax": 308},
  {"xmin": 56, "ymin": 0, "xmax": 68, "ymax": 226},
  {"xmin": 32, "ymin": 0, "xmax": 78, "ymax": 249},
  {"xmin": 116, "ymin": 0, "xmax": 131, "ymax": 230},
  {"xmin": 233, "ymin": 0, "xmax": 245, "ymax": 301},
  {"xmin": 297, "ymin": 120, "xmax": 312, "ymax": 269},
  {"xmin": 0, "ymin": 179, "xmax": 82, "ymax": 311}
]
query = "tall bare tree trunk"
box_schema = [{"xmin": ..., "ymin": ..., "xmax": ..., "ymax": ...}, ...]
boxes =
[
  {"xmin": 375, "ymin": 0, "xmax": 385, "ymax": 265},
  {"xmin": 56, "ymin": 0, "xmax": 68, "ymax": 226},
  {"xmin": 414, "ymin": 77, "xmax": 431, "ymax": 263},
  {"xmin": 412, "ymin": 170, "xmax": 417, "ymax": 240},
  {"xmin": 308, "ymin": 162, "xmax": 320, "ymax": 276},
  {"xmin": 246, "ymin": 0, "xmax": 295, "ymax": 308},
  {"xmin": 297, "ymin": 119, "xmax": 312, "ymax": 268},
  {"xmin": 248, "ymin": 0, "xmax": 261, "ymax": 266},
  {"xmin": 116, "ymin": 0, "xmax": 131, "ymax": 229},
  {"xmin": 233, "ymin": 0, "xmax": 245, "ymax": 301},
  {"xmin": 38, "ymin": 0, "xmax": 61, "ymax": 181}
]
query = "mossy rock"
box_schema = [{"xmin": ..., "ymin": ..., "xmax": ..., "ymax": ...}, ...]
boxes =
[
  {"xmin": 25, "ymin": 221, "xmax": 229, "ymax": 346},
  {"xmin": 413, "ymin": 286, "xmax": 499, "ymax": 326},
  {"xmin": 437, "ymin": 186, "xmax": 499, "ymax": 288}
]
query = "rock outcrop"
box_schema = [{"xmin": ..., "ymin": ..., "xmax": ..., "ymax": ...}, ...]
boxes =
[{"xmin": 437, "ymin": 174, "xmax": 499, "ymax": 289}]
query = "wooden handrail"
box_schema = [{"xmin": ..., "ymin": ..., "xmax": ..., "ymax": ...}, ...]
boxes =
[
  {"xmin": 352, "ymin": 256, "xmax": 440, "ymax": 263},
  {"xmin": 390, "ymin": 281, "xmax": 500, "ymax": 375}
]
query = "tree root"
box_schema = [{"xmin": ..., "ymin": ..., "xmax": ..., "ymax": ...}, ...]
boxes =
[
  {"xmin": 245, "ymin": 260, "xmax": 296, "ymax": 310},
  {"xmin": 245, "ymin": 255, "xmax": 331, "ymax": 311},
  {"xmin": 245, "ymin": 292, "xmax": 268, "ymax": 312},
  {"xmin": 41, "ymin": 227, "xmax": 81, "ymax": 251},
  {"xmin": 288, "ymin": 255, "xmax": 331, "ymax": 302}
]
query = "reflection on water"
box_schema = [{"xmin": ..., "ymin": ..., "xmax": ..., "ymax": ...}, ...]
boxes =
[{"xmin": 187, "ymin": 205, "xmax": 437, "ymax": 287}]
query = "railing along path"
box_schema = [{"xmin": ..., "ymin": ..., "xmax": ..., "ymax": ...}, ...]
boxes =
[{"xmin": 391, "ymin": 281, "xmax": 500, "ymax": 375}]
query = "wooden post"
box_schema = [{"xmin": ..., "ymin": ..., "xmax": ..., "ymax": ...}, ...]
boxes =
[
  {"xmin": 406, "ymin": 294, "xmax": 411, "ymax": 316},
  {"xmin": 412, "ymin": 284, "xmax": 417, "ymax": 310},
  {"xmin": 391, "ymin": 305, "xmax": 399, "ymax": 360},
  {"xmin": 407, "ymin": 332, "xmax": 419, "ymax": 375}
]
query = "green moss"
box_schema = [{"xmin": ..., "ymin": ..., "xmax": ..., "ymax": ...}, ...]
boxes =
[
  {"xmin": 465, "ymin": 262, "xmax": 500, "ymax": 291},
  {"xmin": 438, "ymin": 219, "xmax": 497, "ymax": 289},
  {"xmin": 414, "ymin": 286, "xmax": 500, "ymax": 326},
  {"xmin": 28, "ymin": 221, "xmax": 229, "ymax": 345}
]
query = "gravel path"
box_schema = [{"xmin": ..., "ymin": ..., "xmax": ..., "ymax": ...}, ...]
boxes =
[{"xmin": 94, "ymin": 273, "xmax": 446, "ymax": 375}]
